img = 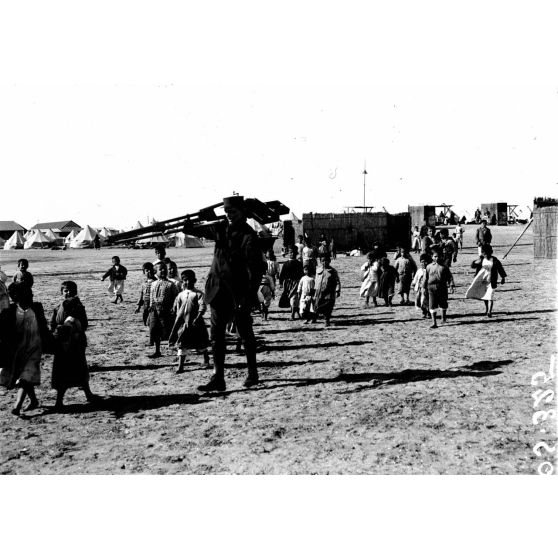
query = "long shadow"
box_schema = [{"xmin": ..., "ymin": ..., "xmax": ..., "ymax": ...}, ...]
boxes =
[
  {"xmin": 426, "ymin": 309, "xmax": 555, "ymax": 320},
  {"xmin": 41, "ymin": 392, "xmax": 205, "ymax": 418},
  {"xmin": 261, "ymin": 339, "xmax": 374, "ymax": 352},
  {"xmin": 446, "ymin": 316, "xmax": 539, "ymax": 326},
  {"xmin": 202, "ymin": 359, "xmax": 510, "ymax": 399},
  {"xmin": 224, "ymin": 359, "xmax": 328, "ymax": 369},
  {"xmin": 89, "ymin": 364, "xmax": 171, "ymax": 372}
]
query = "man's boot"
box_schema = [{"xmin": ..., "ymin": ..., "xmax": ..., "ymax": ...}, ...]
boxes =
[
  {"xmin": 198, "ymin": 341, "xmax": 226, "ymax": 391},
  {"xmin": 243, "ymin": 341, "xmax": 259, "ymax": 388}
]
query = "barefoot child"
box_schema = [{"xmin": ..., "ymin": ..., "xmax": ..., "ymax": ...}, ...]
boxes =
[
  {"xmin": 394, "ymin": 247, "xmax": 417, "ymax": 305},
  {"xmin": 279, "ymin": 248, "xmax": 304, "ymax": 319},
  {"xmin": 101, "ymin": 255, "xmax": 128, "ymax": 303},
  {"xmin": 411, "ymin": 253, "xmax": 431, "ymax": 318},
  {"xmin": 51, "ymin": 281, "xmax": 99, "ymax": 409},
  {"xmin": 258, "ymin": 273, "xmax": 275, "ymax": 320},
  {"xmin": 169, "ymin": 270, "xmax": 210, "ymax": 372},
  {"xmin": 135, "ymin": 262, "xmax": 155, "ymax": 325},
  {"xmin": 0, "ymin": 283, "xmax": 53, "ymax": 415},
  {"xmin": 13, "ymin": 258, "xmax": 34, "ymax": 288},
  {"xmin": 465, "ymin": 244, "xmax": 506, "ymax": 318},
  {"xmin": 314, "ymin": 255, "xmax": 341, "ymax": 326},
  {"xmin": 377, "ymin": 257, "xmax": 399, "ymax": 307},
  {"xmin": 297, "ymin": 265, "xmax": 316, "ymax": 323},
  {"xmin": 424, "ymin": 247, "xmax": 455, "ymax": 328},
  {"xmin": 147, "ymin": 262, "xmax": 179, "ymax": 358},
  {"xmin": 360, "ymin": 251, "xmax": 380, "ymax": 307}
]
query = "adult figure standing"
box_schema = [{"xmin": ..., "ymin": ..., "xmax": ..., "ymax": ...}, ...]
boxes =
[
  {"xmin": 474, "ymin": 220, "xmax": 492, "ymax": 256},
  {"xmin": 197, "ymin": 196, "xmax": 266, "ymax": 391}
]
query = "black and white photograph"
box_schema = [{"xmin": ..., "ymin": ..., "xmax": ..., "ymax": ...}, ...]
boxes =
[{"xmin": 0, "ymin": 1, "xmax": 556, "ymax": 556}]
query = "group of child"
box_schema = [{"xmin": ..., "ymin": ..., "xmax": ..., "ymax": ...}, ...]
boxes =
[
  {"xmin": 0, "ymin": 232, "xmax": 507, "ymax": 416},
  {"xmin": 360, "ymin": 229, "xmax": 506, "ymax": 328},
  {"xmin": 260, "ymin": 245, "xmax": 341, "ymax": 327},
  {"xmin": 0, "ymin": 260, "xmax": 100, "ymax": 415}
]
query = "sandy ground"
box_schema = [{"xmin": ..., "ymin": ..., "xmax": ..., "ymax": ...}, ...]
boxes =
[{"xmin": 0, "ymin": 224, "xmax": 556, "ymax": 474}]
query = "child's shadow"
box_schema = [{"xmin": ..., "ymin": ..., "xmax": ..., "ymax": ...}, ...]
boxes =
[{"xmin": 41, "ymin": 392, "xmax": 206, "ymax": 418}]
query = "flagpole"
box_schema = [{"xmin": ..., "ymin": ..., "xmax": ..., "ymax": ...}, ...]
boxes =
[{"xmin": 362, "ymin": 161, "xmax": 368, "ymax": 213}]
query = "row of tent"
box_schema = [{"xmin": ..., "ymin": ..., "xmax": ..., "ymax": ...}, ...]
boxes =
[{"xmin": 1, "ymin": 225, "xmax": 205, "ymax": 250}]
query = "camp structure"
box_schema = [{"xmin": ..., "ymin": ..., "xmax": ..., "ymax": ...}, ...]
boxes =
[
  {"xmin": 0, "ymin": 237, "xmax": 5, "ymax": 248},
  {"xmin": 43, "ymin": 228, "xmax": 64, "ymax": 246},
  {"xmin": 29, "ymin": 220, "xmax": 81, "ymax": 238},
  {"xmin": 136, "ymin": 233, "xmax": 171, "ymax": 248},
  {"xmin": 23, "ymin": 230, "xmax": 34, "ymax": 240},
  {"xmin": 172, "ymin": 233, "xmax": 204, "ymax": 248},
  {"xmin": 64, "ymin": 229, "xmax": 78, "ymax": 245},
  {"xmin": 302, "ymin": 211, "xmax": 411, "ymax": 252},
  {"xmin": 408, "ymin": 205, "xmax": 437, "ymax": 228},
  {"xmin": 480, "ymin": 203, "xmax": 507, "ymax": 226},
  {"xmin": 69, "ymin": 225, "xmax": 99, "ymax": 248},
  {"xmin": 533, "ymin": 197, "xmax": 557, "ymax": 259},
  {"xmin": 0, "ymin": 221, "xmax": 26, "ymax": 242},
  {"xmin": 3, "ymin": 230, "xmax": 25, "ymax": 250},
  {"xmin": 24, "ymin": 229, "xmax": 53, "ymax": 249}
]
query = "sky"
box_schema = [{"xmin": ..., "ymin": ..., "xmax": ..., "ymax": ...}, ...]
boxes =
[{"xmin": 1, "ymin": 1, "xmax": 556, "ymax": 229}]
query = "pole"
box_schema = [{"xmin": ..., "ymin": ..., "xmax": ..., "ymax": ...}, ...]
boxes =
[
  {"xmin": 502, "ymin": 218, "xmax": 533, "ymax": 259},
  {"xmin": 362, "ymin": 162, "xmax": 368, "ymax": 213}
]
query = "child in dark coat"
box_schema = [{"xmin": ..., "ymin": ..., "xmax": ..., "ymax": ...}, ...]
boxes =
[
  {"xmin": 424, "ymin": 247, "xmax": 455, "ymax": 328},
  {"xmin": 51, "ymin": 281, "xmax": 99, "ymax": 409},
  {"xmin": 377, "ymin": 257, "xmax": 399, "ymax": 307},
  {"xmin": 101, "ymin": 255, "xmax": 128, "ymax": 303}
]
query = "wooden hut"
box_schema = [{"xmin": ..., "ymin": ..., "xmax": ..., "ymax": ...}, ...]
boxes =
[
  {"xmin": 408, "ymin": 205, "xmax": 436, "ymax": 228},
  {"xmin": 533, "ymin": 197, "xmax": 557, "ymax": 259},
  {"xmin": 302, "ymin": 212, "xmax": 411, "ymax": 252},
  {"xmin": 480, "ymin": 203, "xmax": 507, "ymax": 226}
]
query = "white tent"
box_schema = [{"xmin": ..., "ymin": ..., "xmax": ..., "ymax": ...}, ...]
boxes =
[
  {"xmin": 136, "ymin": 233, "xmax": 170, "ymax": 247},
  {"xmin": 3, "ymin": 231, "xmax": 24, "ymax": 249},
  {"xmin": 70, "ymin": 225, "xmax": 99, "ymax": 248},
  {"xmin": 43, "ymin": 228, "xmax": 64, "ymax": 246},
  {"xmin": 99, "ymin": 227, "xmax": 113, "ymax": 239},
  {"xmin": 173, "ymin": 233, "xmax": 204, "ymax": 248},
  {"xmin": 247, "ymin": 218, "xmax": 272, "ymax": 235},
  {"xmin": 131, "ymin": 221, "xmax": 144, "ymax": 230},
  {"xmin": 24, "ymin": 230, "xmax": 52, "ymax": 249},
  {"xmin": 23, "ymin": 230, "xmax": 34, "ymax": 240},
  {"xmin": 64, "ymin": 229, "xmax": 78, "ymax": 245}
]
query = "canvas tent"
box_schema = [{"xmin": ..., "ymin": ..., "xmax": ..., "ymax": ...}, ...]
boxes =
[
  {"xmin": 23, "ymin": 230, "xmax": 34, "ymax": 240},
  {"xmin": 64, "ymin": 229, "xmax": 78, "ymax": 245},
  {"xmin": 24, "ymin": 230, "xmax": 52, "ymax": 249},
  {"xmin": 172, "ymin": 233, "xmax": 204, "ymax": 248},
  {"xmin": 3, "ymin": 231, "xmax": 24, "ymax": 249},
  {"xmin": 136, "ymin": 233, "xmax": 171, "ymax": 248},
  {"xmin": 70, "ymin": 225, "xmax": 99, "ymax": 248}
]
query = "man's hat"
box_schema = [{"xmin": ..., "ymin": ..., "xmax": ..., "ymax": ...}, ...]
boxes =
[{"xmin": 223, "ymin": 195, "xmax": 245, "ymax": 210}]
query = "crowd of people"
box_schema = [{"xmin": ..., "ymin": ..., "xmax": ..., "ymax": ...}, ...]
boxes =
[{"xmin": 0, "ymin": 200, "xmax": 507, "ymax": 415}]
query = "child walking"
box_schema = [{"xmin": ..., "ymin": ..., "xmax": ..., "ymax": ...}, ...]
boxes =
[
  {"xmin": 51, "ymin": 280, "xmax": 99, "ymax": 410},
  {"xmin": 424, "ymin": 247, "xmax": 455, "ymax": 328},
  {"xmin": 297, "ymin": 265, "xmax": 316, "ymax": 324},
  {"xmin": 135, "ymin": 262, "xmax": 156, "ymax": 325},
  {"xmin": 13, "ymin": 258, "xmax": 34, "ymax": 288},
  {"xmin": 258, "ymin": 273, "xmax": 275, "ymax": 320},
  {"xmin": 377, "ymin": 257, "xmax": 399, "ymax": 307},
  {"xmin": 314, "ymin": 255, "xmax": 341, "ymax": 326},
  {"xmin": 465, "ymin": 244, "xmax": 507, "ymax": 317},
  {"xmin": 0, "ymin": 283, "xmax": 53, "ymax": 415},
  {"xmin": 411, "ymin": 253, "xmax": 431, "ymax": 318},
  {"xmin": 147, "ymin": 262, "xmax": 179, "ymax": 358},
  {"xmin": 279, "ymin": 248, "xmax": 304, "ymax": 319},
  {"xmin": 360, "ymin": 251, "xmax": 380, "ymax": 307},
  {"xmin": 394, "ymin": 247, "xmax": 417, "ymax": 305},
  {"xmin": 101, "ymin": 255, "xmax": 128, "ymax": 303},
  {"xmin": 169, "ymin": 270, "xmax": 210, "ymax": 373}
]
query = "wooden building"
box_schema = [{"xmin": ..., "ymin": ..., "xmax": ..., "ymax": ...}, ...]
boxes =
[
  {"xmin": 302, "ymin": 212, "xmax": 411, "ymax": 252},
  {"xmin": 29, "ymin": 220, "xmax": 81, "ymax": 238},
  {"xmin": 0, "ymin": 220, "xmax": 26, "ymax": 241},
  {"xmin": 408, "ymin": 205, "xmax": 437, "ymax": 228},
  {"xmin": 533, "ymin": 197, "xmax": 557, "ymax": 259},
  {"xmin": 480, "ymin": 203, "xmax": 507, "ymax": 226}
]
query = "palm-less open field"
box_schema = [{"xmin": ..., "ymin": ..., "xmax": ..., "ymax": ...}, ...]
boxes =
[{"xmin": 0, "ymin": 224, "xmax": 556, "ymax": 474}]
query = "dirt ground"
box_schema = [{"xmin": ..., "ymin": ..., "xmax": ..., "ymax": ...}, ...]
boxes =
[{"xmin": 0, "ymin": 224, "xmax": 556, "ymax": 474}]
